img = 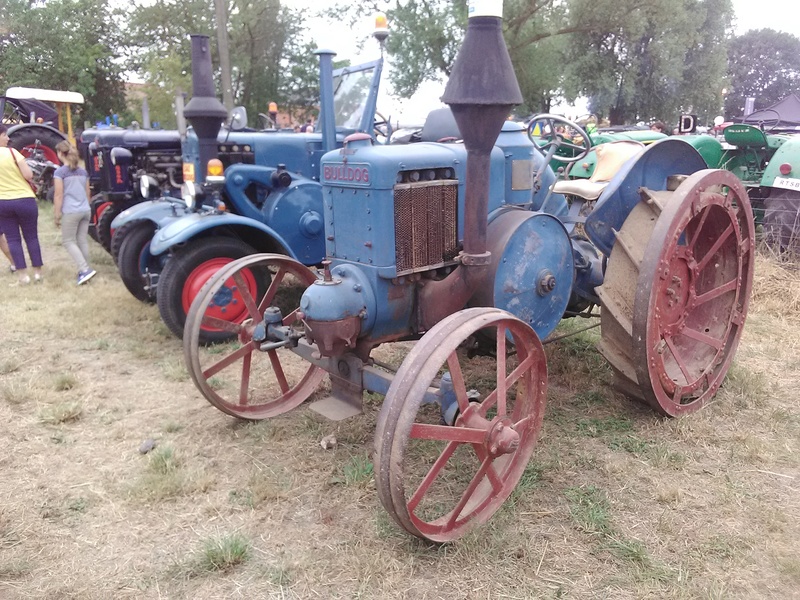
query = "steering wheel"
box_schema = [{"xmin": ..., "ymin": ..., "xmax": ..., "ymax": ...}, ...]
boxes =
[
  {"xmin": 758, "ymin": 109, "xmax": 782, "ymax": 132},
  {"xmin": 374, "ymin": 111, "xmax": 393, "ymax": 142},
  {"xmin": 527, "ymin": 114, "xmax": 592, "ymax": 164}
]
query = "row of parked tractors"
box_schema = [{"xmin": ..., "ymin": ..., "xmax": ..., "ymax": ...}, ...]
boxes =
[{"xmin": 8, "ymin": 2, "xmax": 795, "ymax": 543}]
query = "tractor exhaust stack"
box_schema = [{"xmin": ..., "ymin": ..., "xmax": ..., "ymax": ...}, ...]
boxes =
[
  {"xmin": 418, "ymin": 0, "xmax": 522, "ymax": 329},
  {"xmin": 183, "ymin": 34, "xmax": 228, "ymax": 182}
]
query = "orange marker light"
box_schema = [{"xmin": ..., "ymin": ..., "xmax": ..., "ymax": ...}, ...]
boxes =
[
  {"xmin": 268, "ymin": 101, "xmax": 278, "ymax": 113},
  {"xmin": 207, "ymin": 158, "xmax": 224, "ymax": 177},
  {"xmin": 374, "ymin": 13, "xmax": 389, "ymax": 43}
]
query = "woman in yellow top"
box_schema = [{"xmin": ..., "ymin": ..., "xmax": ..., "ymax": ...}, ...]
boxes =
[{"xmin": 0, "ymin": 124, "xmax": 43, "ymax": 284}]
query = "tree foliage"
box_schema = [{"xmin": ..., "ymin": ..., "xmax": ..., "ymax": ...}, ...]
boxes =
[
  {"xmin": 725, "ymin": 29, "xmax": 800, "ymax": 119},
  {"xmin": 345, "ymin": 0, "xmax": 732, "ymax": 124},
  {"xmin": 0, "ymin": 0, "xmax": 126, "ymax": 124},
  {"xmin": 123, "ymin": 0, "xmax": 320, "ymax": 128}
]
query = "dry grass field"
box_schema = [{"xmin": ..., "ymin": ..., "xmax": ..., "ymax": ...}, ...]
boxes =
[{"xmin": 1, "ymin": 201, "xmax": 799, "ymax": 599}]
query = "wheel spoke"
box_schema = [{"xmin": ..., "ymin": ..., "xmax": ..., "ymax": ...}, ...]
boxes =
[
  {"xmin": 496, "ymin": 325, "xmax": 507, "ymax": 417},
  {"xmin": 203, "ymin": 342, "xmax": 255, "ymax": 379},
  {"xmin": 201, "ymin": 315, "xmax": 243, "ymax": 334},
  {"xmin": 257, "ymin": 267, "xmax": 287, "ymax": 313},
  {"xmin": 694, "ymin": 278, "xmax": 738, "ymax": 306},
  {"xmin": 679, "ymin": 326, "xmax": 724, "ymax": 350},
  {"xmin": 408, "ymin": 442, "xmax": 458, "ymax": 513},
  {"xmin": 446, "ymin": 352, "xmax": 472, "ymax": 415},
  {"xmin": 687, "ymin": 201, "xmax": 712, "ymax": 249},
  {"xmin": 479, "ymin": 352, "xmax": 536, "ymax": 416},
  {"xmin": 410, "ymin": 423, "xmax": 486, "ymax": 444},
  {"xmin": 445, "ymin": 457, "xmax": 496, "ymax": 528},
  {"xmin": 232, "ymin": 270, "xmax": 261, "ymax": 322},
  {"xmin": 663, "ymin": 334, "xmax": 694, "ymax": 384},
  {"xmin": 694, "ymin": 223, "xmax": 734, "ymax": 273},
  {"xmin": 282, "ymin": 308, "xmax": 302, "ymax": 326},
  {"xmin": 239, "ymin": 351, "xmax": 252, "ymax": 405},
  {"xmin": 267, "ymin": 349, "xmax": 290, "ymax": 394},
  {"xmin": 468, "ymin": 444, "xmax": 504, "ymax": 492}
]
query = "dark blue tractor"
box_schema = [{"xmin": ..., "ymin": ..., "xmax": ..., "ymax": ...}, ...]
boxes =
[
  {"xmin": 181, "ymin": 4, "xmax": 756, "ymax": 544},
  {"xmin": 79, "ymin": 127, "xmax": 183, "ymax": 251},
  {"xmin": 110, "ymin": 33, "xmax": 391, "ymax": 342}
]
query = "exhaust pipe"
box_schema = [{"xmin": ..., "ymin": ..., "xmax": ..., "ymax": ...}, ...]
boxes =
[
  {"xmin": 183, "ymin": 34, "xmax": 228, "ymax": 182},
  {"xmin": 418, "ymin": 0, "xmax": 522, "ymax": 329}
]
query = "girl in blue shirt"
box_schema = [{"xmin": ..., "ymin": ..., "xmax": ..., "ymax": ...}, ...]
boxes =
[{"xmin": 54, "ymin": 141, "xmax": 96, "ymax": 285}]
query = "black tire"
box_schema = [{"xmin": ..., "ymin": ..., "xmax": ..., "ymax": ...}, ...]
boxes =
[
  {"xmin": 111, "ymin": 220, "xmax": 139, "ymax": 266},
  {"xmin": 117, "ymin": 222, "xmax": 158, "ymax": 303},
  {"xmin": 96, "ymin": 205, "xmax": 120, "ymax": 253},
  {"xmin": 763, "ymin": 190, "xmax": 800, "ymax": 255},
  {"xmin": 157, "ymin": 237, "xmax": 267, "ymax": 342},
  {"xmin": 8, "ymin": 128, "xmax": 64, "ymax": 164},
  {"xmin": 88, "ymin": 194, "xmax": 105, "ymax": 243}
]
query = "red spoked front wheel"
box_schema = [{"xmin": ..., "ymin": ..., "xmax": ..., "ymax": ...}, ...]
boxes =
[{"xmin": 375, "ymin": 307, "xmax": 547, "ymax": 543}]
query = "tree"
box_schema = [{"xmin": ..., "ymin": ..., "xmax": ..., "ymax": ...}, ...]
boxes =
[
  {"xmin": 124, "ymin": 0, "xmax": 319, "ymax": 127},
  {"xmin": 0, "ymin": 0, "xmax": 126, "ymax": 125},
  {"xmin": 725, "ymin": 29, "xmax": 800, "ymax": 119},
  {"xmin": 342, "ymin": 0, "xmax": 731, "ymax": 124},
  {"xmin": 564, "ymin": 0, "xmax": 732, "ymax": 125}
]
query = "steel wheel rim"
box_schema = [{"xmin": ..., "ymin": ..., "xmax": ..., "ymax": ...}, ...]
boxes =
[
  {"xmin": 634, "ymin": 170, "xmax": 755, "ymax": 415},
  {"xmin": 375, "ymin": 307, "xmax": 547, "ymax": 542},
  {"xmin": 184, "ymin": 254, "xmax": 325, "ymax": 420}
]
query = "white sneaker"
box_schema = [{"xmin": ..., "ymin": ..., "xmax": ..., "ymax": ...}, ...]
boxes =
[{"xmin": 77, "ymin": 269, "xmax": 97, "ymax": 285}]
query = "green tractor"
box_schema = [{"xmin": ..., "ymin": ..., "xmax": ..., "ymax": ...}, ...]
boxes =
[{"xmin": 718, "ymin": 123, "xmax": 800, "ymax": 253}]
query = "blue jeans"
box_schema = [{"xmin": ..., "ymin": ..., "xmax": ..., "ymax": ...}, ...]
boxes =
[{"xmin": 0, "ymin": 197, "xmax": 43, "ymax": 270}]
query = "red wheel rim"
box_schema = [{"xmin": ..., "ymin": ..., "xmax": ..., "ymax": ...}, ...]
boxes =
[
  {"xmin": 19, "ymin": 144, "xmax": 60, "ymax": 165},
  {"xmin": 375, "ymin": 308, "xmax": 547, "ymax": 542},
  {"xmin": 634, "ymin": 170, "xmax": 755, "ymax": 415},
  {"xmin": 181, "ymin": 258, "xmax": 257, "ymax": 330},
  {"xmin": 93, "ymin": 201, "xmax": 112, "ymax": 225},
  {"xmin": 184, "ymin": 254, "xmax": 325, "ymax": 420}
]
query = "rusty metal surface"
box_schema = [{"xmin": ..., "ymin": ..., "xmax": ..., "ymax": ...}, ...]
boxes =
[
  {"xmin": 374, "ymin": 307, "xmax": 547, "ymax": 542},
  {"xmin": 183, "ymin": 253, "xmax": 325, "ymax": 420},
  {"xmin": 394, "ymin": 180, "xmax": 459, "ymax": 275},
  {"xmin": 597, "ymin": 170, "xmax": 755, "ymax": 416}
]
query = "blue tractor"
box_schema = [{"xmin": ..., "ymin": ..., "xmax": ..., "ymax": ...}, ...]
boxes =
[
  {"xmin": 110, "ymin": 34, "xmax": 388, "ymax": 343},
  {"xmin": 182, "ymin": 3, "xmax": 755, "ymax": 543}
]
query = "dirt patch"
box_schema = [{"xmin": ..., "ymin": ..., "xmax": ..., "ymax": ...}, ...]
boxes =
[{"xmin": 0, "ymin": 204, "xmax": 798, "ymax": 599}]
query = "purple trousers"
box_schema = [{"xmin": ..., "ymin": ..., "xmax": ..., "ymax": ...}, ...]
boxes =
[{"xmin": 0, "ymin": 198, "xmax": 43, "ymax": 270}]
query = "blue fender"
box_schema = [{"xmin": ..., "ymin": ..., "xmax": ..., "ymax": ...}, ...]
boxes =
[
  {"xmin": 149, "ymin": 212, "xmax": 301, "ymax": 261},
  {"xmin": 584, "ymin": 138, "xmax": 708, "ymax": 256},
  {"xmin": 111, "ymin": 197, "xmax": 189, "ymax": 230}
]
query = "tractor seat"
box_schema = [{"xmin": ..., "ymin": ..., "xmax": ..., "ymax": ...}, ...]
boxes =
[
  {"xmin": 418, "ymin": 107, "xmax": 461, "ymax": 143},
  {"xmin": 552, "ymin": 140, "xmax": 645, "ymax": 201},
  {"xmin": 723, "ymin": 124, "xmax": 768, "ymax": 149}
]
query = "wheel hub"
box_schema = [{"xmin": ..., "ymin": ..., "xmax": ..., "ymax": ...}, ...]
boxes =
[
  {"xmin": 656, "ymin": 249, "xmax": 693, "ymax": 332},
  {"xmin": 485, "ymin": 417, "xmax": 520, "ymax": 457}
]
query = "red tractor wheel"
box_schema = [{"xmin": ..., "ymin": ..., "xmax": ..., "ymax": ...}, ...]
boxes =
[
  {"xmin": 374, "ymin": 307, "xmax": 547, "ymax": 543},
  {"xmin": 597, "ymin": 170, "xmax": 755, "ymax": 416},
  {"xmin": 183, "ymin": 253, "xmax": 325, "ymax": 420},
  {"xmin": 9, "ymin": 128, "xmax": 62, "ymax": 165}
]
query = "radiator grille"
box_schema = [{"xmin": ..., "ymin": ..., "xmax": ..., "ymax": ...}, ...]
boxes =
[{"xmin": 394, "ymin": 180, "xmax": 459, "ymax": 276}]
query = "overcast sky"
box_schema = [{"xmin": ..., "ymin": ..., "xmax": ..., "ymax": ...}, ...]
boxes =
[{"xmin": 281, "ymin": 0, "xmax": 800, "ymax": 124}]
